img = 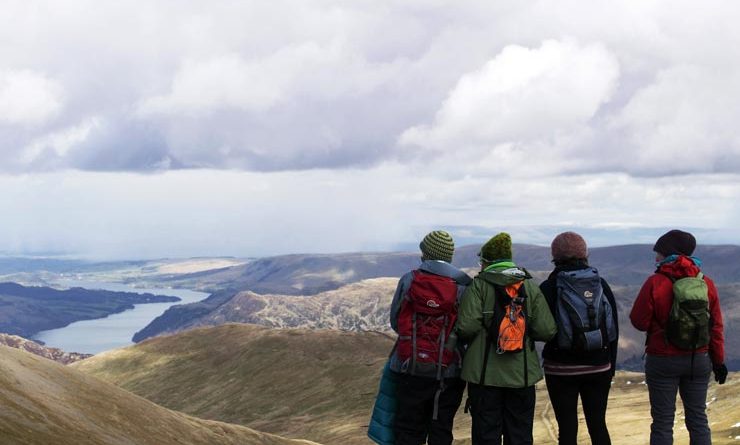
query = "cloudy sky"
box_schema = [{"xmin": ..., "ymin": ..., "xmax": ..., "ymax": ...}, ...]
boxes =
[{"xmin": 1, "ymin": 1, "xmax": 739, "ymax": 259}]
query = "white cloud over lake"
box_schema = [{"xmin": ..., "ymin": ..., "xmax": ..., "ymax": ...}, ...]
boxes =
[{"xmin": 0, "ymin": 0, "xmax": 739, "ymax": 257}]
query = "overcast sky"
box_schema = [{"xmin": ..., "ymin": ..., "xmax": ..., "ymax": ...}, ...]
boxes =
[{"xmin": 1, "ymin": 1, "xmax": 739, "ymax": 259}]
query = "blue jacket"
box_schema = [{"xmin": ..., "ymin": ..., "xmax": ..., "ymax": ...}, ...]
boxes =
[{"xmin": 367, "ymin": 361, "xmax": 399, "ymax": 445}]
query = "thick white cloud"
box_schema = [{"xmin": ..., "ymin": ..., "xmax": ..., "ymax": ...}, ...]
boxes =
[
  {"xmin": 0, "ymin": 69, "xmax": 63, "ymax": 125},
  {"xmin": 400, "ymin": 40, "xmax": 619, "ymax": 149},
  {"xmin": 399, "ymin": 40, "xmax": 619, "ymax": 176}
]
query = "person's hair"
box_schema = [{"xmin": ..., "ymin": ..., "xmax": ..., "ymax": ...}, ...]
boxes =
[{"xmin": 553, "ymin": 257, "xmax": 589, "ymax": 268}]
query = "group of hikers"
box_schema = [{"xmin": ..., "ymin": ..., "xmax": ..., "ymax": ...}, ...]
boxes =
[{"xmin": 368, "ymin": 229, "xmax": 727, "ymax": 445}]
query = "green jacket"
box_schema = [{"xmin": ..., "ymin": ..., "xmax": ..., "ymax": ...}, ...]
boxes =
[{"xmin": 456, "ymin": 262, "xmax": 556, "ymax": 388}]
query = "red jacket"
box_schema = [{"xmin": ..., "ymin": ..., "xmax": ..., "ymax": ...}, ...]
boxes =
[{"xmin": 630, "ymin": 255, "xmax": 725, "ymax": 365}]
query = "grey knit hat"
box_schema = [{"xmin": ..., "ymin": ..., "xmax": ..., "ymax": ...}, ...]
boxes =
[{"xmin": 419, "ymin": 230, "xmax": 455, "ymax": 263}]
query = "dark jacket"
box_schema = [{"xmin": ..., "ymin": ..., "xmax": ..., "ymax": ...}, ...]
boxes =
[
  {"xmin": 540, "ymin": 263, "xmax": 619, "ymax": 374},
  {"xmin": 630, "ymin": 255, "xmax": 724, "ymax": 365}
]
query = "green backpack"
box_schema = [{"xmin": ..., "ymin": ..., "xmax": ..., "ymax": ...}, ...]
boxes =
[{"xmin": 665, "ymin": 272, "xmax": 710, "ymax": 350}]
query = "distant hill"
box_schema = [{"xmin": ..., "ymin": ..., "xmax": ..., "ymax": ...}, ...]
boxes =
[
  {"xmin": 0, "ymin": 333, "xmax": 91, "ymax": 364},
  {"xmin": 0, "ymin": 344, "xmax": 316, "ymax": 445},
  {"xmin": 134, "ymin": 278, "xmax": 398, "ymax": 341},
  {"xmin": 157, "ymin": 243, "xmax": 740, "ymax": 293},
  {"xmin": 76, "ymin": 323, "xmax": 740, "ymax": 445},
  {"xmin": 159, "ymin": 251, "xmax": 422, "ymax": 294},
  {"xmin": 0, "ymin": 282, "xmax": 179, "ymax": 338}
]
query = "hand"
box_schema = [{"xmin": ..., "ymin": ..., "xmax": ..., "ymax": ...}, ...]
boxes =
[{"xmin": 713, "ymin": 364, "xmax": 728, "ymax": 385}]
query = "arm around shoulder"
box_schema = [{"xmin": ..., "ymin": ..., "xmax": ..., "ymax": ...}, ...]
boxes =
[
  {"xmin": 455, "ymin": 278, "xmax": 484, "ymax": 341},
  {"xmin": 526, "ymin": 281, "xmax": 557, "ymax": 342}
]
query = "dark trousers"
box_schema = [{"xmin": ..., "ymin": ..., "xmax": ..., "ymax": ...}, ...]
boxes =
[
  {"xmin": 467, "ymin": 383, "xmax": 536, "ymax": 445},
  {"xmin": 545, "ymin": 371, "xmax": 612, "ymax": 445},
  {"xmin": 394, "ymin": 374, "xmax": 466, "ymax": 445},
  {"xmin": 645, "ymin": 353, "xmax": 712, "ymax": 445}
]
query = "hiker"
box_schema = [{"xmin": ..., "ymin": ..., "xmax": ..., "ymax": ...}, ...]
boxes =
[
  {"xmin": 387, "ymin": 230, "xmax": 472, "ymax": 445},
  {"xmin": 457, "ymin": 232, "xmax": 557, "ymax": 445},
  {"xmin": 630, "ymin": 230, "xmax": 726, "ymax": 445},
  {"xmin": 540, "ymin": 232, "xmax": 618, "ymax": 445}
]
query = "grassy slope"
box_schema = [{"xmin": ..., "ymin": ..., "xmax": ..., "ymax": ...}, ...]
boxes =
[
  {"xmin": 75, "ymin": 323, "xmax": 740, "ymax": 445},
  {"xmin": 76, "ymin": 323, "xmax": 395, "ymax": 445},
  {"xmin": 0, "ymin": 344, "xmax": 315, "ymax": 445}
]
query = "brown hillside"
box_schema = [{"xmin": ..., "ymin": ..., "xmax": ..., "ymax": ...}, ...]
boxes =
[
  {"xmin": 75, "ymin": 323, "xmax": 395, "ymax": 445},
  {"xmin": 0, "ymin": 345, "xmax": 315, "ymax": 445},
  {"xmin": 167, "ymin": 277, "xmax": 398, "ymax": 335},
  {"xmin": 76, "ymin": 323, "xmax": 740, "ymax": 445}
]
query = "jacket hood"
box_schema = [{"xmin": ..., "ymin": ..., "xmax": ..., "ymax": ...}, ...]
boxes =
[
  {"xmin": 479, "ymin": 262, "xmax": 531, "ymax": 287},
  {"xmin": 546, "ymin": 262, "xmax": 590, "ymax": 281},
  {"xmin": 419, "ymin": 259, "xmax": 472, "ymax": 285},
  {"xmin": 657, "ymin": 255, "xmax": 701, "ymax": 279}
]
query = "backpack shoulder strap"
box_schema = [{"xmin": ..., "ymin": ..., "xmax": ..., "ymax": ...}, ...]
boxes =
[{"xmin": 477, "ymin": 282, "xmax": 506, "ymax": 386}]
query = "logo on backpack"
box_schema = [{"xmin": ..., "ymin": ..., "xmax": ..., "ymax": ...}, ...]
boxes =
[
  {"xmin": 396, "ymin": 270, "xmax": 459, "ymax": 378},
  {"xmin": 666, "ymin": 272, "xmax": 710, "ymax": 350},
  {"xmin": 555, "ymin": 268, "xmax": 617, "ymax": 352}
]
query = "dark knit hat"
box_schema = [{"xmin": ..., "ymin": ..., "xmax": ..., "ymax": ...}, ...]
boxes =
[
  {"xmin": 419, "ymin": 230, "xmax": 455, "ymax": 263},
  {"xmin": 653, "ymin": 229, "xmax": 696, "ymax": 256},
  {"xmin": 479, "ymin": 232, "xmax": 512, "ymax": 262},
  {"xmin": 551, "ymin": 231, "xmax": 588, "ymax": 261}
]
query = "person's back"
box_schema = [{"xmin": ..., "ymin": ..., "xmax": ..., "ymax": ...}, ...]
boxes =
[
  {"xmin": 456, "ymin": 232, "xmax": 556, "ymax": 445},
  {"xmin": 630, "ymin": 230, "xmax": 726, "ymax": 445},
  {"xmin": 387, "ymin": 230, "xmax": 471, "ymax": 445},
  {"xmin": 540, "ymin": 232, "xmax": 618, "ymax": 445}
]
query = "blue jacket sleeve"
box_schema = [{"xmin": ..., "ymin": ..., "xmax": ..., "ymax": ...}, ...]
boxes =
[{"xmin": 390, "ymin": 272, "xmax": 412, "ymax": 333}]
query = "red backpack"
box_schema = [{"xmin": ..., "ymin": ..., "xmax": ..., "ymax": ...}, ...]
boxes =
[{"xmin": 396, "ymin": 270, "xmax": 459, "ymax": 378}]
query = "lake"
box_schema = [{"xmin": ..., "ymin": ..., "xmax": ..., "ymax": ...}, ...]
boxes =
[{"xmin": 33, "ymin": 280, "xmax": 209, "ymax": 354}]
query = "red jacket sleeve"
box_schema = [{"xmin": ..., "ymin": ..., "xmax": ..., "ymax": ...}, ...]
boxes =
[
  {"xmin": 706, "ymin": 277, "xmax": 725, "ymax": 365},
  {"xmin": 630, "ymin": 276, "xmax": 655, "ymax": 332}
]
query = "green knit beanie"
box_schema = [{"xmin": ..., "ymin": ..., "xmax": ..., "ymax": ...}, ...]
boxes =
[
  {"xmin": 480, "ymin": 232, "xmax": 512, "ymax": 262},
  {"xmin": 419, "ymin": 230, "xmax": 455, "ymax": 263}
]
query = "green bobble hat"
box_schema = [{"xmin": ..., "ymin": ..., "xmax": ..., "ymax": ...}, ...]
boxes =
[
  {"xmin": 479, "ymin": 232, "xmax": 512, "ymax": 263},
  {"xmin": 419, "ymin": 230, "xmax": 455, "ymax": 263}
]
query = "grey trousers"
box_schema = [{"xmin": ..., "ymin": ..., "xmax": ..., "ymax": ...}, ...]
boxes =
[{"xmin": 645, "ymin": 353, "xmax": 712, "ymax": 445}]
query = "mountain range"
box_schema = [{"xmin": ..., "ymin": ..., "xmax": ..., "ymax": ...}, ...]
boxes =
[
  {"xmin": 157, "ymin": 243, "xmax": 740, "ymax": 292},
  {"xmin": 133, "ymin": 244, "xmax": 740, "ymax": 370}
]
